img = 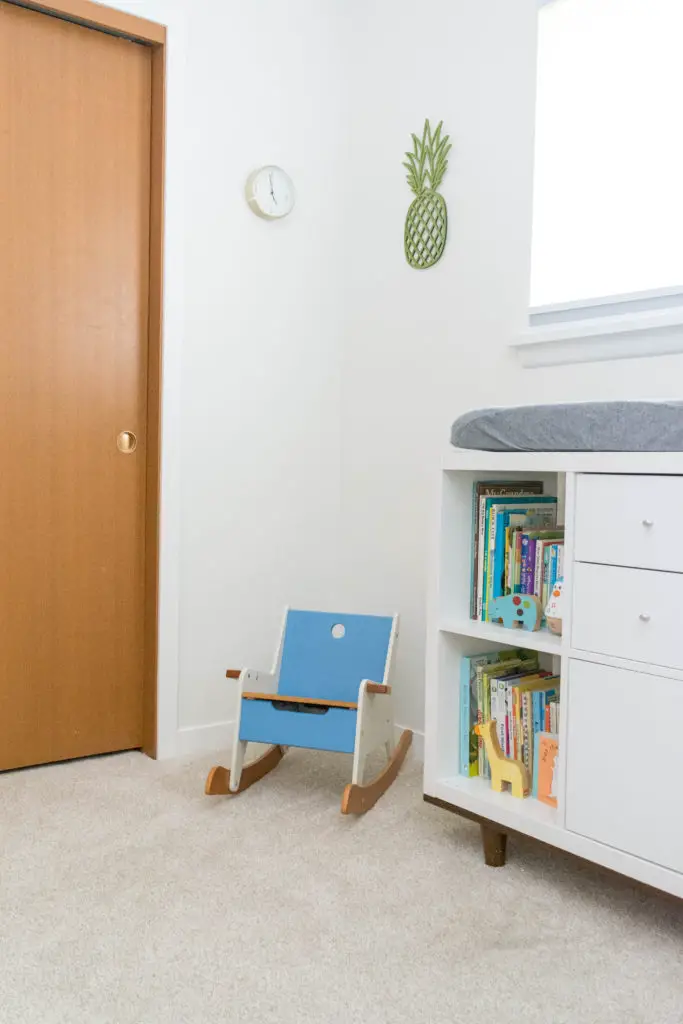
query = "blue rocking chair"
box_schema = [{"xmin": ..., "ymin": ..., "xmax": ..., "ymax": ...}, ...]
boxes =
[{"xmin": 205, "ymin": 609, "xmax": 412, "ymax": 814}]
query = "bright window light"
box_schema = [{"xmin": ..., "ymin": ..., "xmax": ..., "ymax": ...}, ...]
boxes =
[{"xmin": 530, "ymin": 0, "xmax": 683, "ymax": 309}]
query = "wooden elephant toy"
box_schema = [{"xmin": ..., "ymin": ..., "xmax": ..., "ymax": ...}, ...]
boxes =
[{"xmin": 488, "ymin": 594, "xmax": 541, "ymax": 631}]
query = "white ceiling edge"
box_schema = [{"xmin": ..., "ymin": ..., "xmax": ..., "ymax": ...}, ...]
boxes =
[{"xmin": 512, "ymin": 307, "xmax": 683, "ymax": 368}]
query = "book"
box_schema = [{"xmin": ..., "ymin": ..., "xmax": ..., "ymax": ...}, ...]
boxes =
[
  {"xmin": 492, "ymin": 669, "xmax": 549, "ymax": 764},
  {"xmin": 494, "ymin": 671, "xmax": 541, "ymax": 761},
  {"xmin": 513, "ymin": 529, "xmax": 525, "ymax": 592},
  {"xmin": 481, "ymin": 499, "xmax": 558, "ymax": 620},
  {"xmin": 459, "ymin": 649, "xmax": 526, "ymax": 776},
  {"xmin": 532, "ymin": 690, "xmax": 542, "ymax": 738},
  {"xmin": 542, "ymin": 691, "xmax": 560, "ymax": 733},
  {"xmin": 535, "ymin": 732, "xmax": 559, "ymax": 807},
  {"xmin": 510, "ymin": 676, "xmax": 559, "ymax": 770},
  {"xmin": 504, "ymin": 523, "xmax": 522, "ymax": 595},
  {"xmin": 496, "ymin": 509, "xmax": 556, "ymax": 601},
  {"xmin": 469, "ymin": 482, "xmax": 544, "ymax": 618},
  {"xmin": 476, "ymin": 656, "xmax": 539, "ymax": 777},
  {"xmin": 519, "ymin": 529, "xmax": 564, "ymax": 600},
  {"xmin": 460, "ymin": 652, "xmax": 495, "ymax": 776},
  {"xmin": 520, "ymin": 535, "xmax": 535, "ymax": 594},
  {"xmin": 495, "ymin": 676, "xmax": 509, "ymax": 753},
  {"xmin": 541, "ymin": 543, "xmax": 552, "ymax": 613},
  {"xmin": 477, "ymin": 495, "xmax": 557, "ymax": 620}
]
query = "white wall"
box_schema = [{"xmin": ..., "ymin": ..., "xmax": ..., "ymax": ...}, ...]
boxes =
[
  {"xmin": 340, "ymin": 0, "xmax": 539, "ymax": 733},
  {"xmin": 107, "ymin": 0, "xmax": 683, "ymax": 753},
  {"xmin": 339, "ymin": 0, "xmax": 683, "ymax": 735},
  {"xmin": 177, "ymin": 0, "xmax": 350, "ymax": 748}
]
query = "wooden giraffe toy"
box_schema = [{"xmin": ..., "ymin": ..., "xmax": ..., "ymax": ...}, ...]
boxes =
[{"xmin": 474, "ymin": 721, "xmax": 530, "ymax": 798}]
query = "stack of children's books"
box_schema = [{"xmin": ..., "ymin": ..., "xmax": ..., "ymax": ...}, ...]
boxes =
[
  {"xmin": 460, "ymin": 648, "xmax": 559, "ymax": 806},
  {"xmin": 470, "ymin": 481, "xmax": 564, "ymax": 626}
]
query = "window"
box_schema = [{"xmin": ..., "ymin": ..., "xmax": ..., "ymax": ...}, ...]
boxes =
[{"xmin": 530, "ymin": 0, "xmax": 683, "ymax": 310}]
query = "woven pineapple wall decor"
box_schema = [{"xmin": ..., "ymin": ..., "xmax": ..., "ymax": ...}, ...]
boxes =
[{"xmin": 404, "ymin": 119, "xmax": 451, "ymax": 270}]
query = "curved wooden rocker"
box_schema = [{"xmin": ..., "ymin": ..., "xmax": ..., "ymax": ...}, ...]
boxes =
[
  {"xmin": 341, "ymin": 727, "xmax": 412, "ymax": 814},
  {"xmin": 206, "ymin": 609, "xmax": 409, "ymax": 814},
  {"xmin": 205, "ymin": 744, "xmax": 285, "ymax": 796}
]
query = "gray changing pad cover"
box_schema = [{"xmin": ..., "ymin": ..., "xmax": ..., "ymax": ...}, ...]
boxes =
[{"xmin": 451, "ymin": 401, "xmax": 683, "ymax": 452}]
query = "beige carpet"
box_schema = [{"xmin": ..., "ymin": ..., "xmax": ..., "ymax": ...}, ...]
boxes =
[{"xmin": 1, "ymin": 748, "xmax": 682, "ymax": 1024}]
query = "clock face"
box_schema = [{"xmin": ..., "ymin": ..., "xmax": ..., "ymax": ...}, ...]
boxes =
[{"xmin": 246, "ymin": 166, "xmax": 295, "ymax": 219}]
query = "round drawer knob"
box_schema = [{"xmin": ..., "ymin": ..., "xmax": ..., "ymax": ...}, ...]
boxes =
[
  {"xmin": 642, "ymin": 518, "xmax": 654, "ymax": 527},
  {"xmin": 639, "ymin": 612, "xmax": 651, "ymax": 622}
]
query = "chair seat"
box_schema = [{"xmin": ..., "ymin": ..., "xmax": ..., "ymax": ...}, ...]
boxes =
[
  {"xmin": 242, "ymin": 692, "xmax": 358, "ymax": 710},
  {"xmin": 239, "ymin": 695, "xmax": 357, "ymax": 753}
]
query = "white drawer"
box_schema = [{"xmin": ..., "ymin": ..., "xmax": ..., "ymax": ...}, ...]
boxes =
[
  {"xmin": 566, "ymin": 660, "xmax": 683, "ymax": 874},
  {"xmin": 574, "ymin": 473, "xmax": 683, "ymax": 572},
  {"xmin": 572, "ymin": 562, "xmax": 683, "ymax": 671}
]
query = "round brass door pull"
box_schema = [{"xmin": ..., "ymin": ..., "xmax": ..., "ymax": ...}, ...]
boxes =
[{"xmin": 117, "ymin": 431, "xmax": 137, "ymax": 454}]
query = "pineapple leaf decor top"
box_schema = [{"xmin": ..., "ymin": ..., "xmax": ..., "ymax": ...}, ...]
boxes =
[{"xmin": 403, "ymin": 119, "xmax": 451, "ymax": 270}]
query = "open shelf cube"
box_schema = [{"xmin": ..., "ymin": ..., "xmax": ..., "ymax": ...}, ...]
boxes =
[{"xmin": 425, "ymin": 459, "xmax": 567, "ymax": 832}]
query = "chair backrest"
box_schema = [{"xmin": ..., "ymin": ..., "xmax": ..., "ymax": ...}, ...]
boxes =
[{"xmin": 277, "ymin": 610, "xmax": 395, "ymax": 704}]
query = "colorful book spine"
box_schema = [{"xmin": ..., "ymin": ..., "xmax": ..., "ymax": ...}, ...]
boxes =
[
  {"xmin": 520, "ymin": 536, "xmax": 532, "ymax": 593},
  {"xmin": 460, "ymin": 658, "xmax": 472, "ymax": 776},
  {"xmin": 542, "ymin": 544, "xmax": 552, "ymax": 611},
  {"xmin": 479, "ymin": 499, "xmax": 489, "ymax": 618},
  {"xmin": 469, "ymin": 488, "xmax": 479, "ymax": 618},
  {"xmin": 511, "ymin": 686, "xmax": 520, "ymax": 759},
  {"xmin": 483, "ymin": 673, "xmax": 492, "ymax": 779},
  {"xmin": 481, "ymin": 505, "xmax": 491, "ymax": 618},
  {"xmin": 521, "ymin": 692, "xmax": 532, "ymax": 771},
  {"xmin": 477, "ymin": 669, "xmax": 485, "ymax": 776},
  {"xmin": 493, "ymin": 512, "xmax": 516, "ymax": 598},
  {"xmin": 533, "ymin": 541, "xmax": 545, "ymax": 601},
  {"xmin": 532, "ymin": 691, "xmax": 542, "ymax": 739},
  {"xmin": 520, "ymin": 536, "xmax": 538, "ymax": 594},
  {"xmin": 492, "ymin": 511, "xmax": 509, "ymax": 602},
  {"xmin": 496, "ymin": 678, "xmax": 507, "ymax": 752},
  {"xmin": 549, "ymin": 544, "xmax": 558, "ymax": 592},
  {"xmin": 504, "ymin": 527, "xmax": 515, "ymax": 595},
  {"xmin": 540, "ymin": 691, "xmax": 546, "ymax": 734},
  {"xmin": 532, "ymin": 732, "xmax": 541, "ymax": 798},
  {"xmin": 513, "ymin": 530, "xmax": 524, "ymax": 592},
  {"xmin": 527, "ymin": 539, "xmax": 538, "ymax": 593}
]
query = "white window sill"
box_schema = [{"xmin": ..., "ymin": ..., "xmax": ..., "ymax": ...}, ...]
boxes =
[{"xmin": 512, "ymin": 290, "xmax": 683, "ymax": 368}]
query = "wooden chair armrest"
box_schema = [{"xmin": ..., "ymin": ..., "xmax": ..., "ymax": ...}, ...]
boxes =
[
  {"xmin": 365, "ymin": 682, "xmax": 391, "ymax": 694},
  {"xmin": 227, "ymin": 669, "xmax": 278, "ymax": 694}
]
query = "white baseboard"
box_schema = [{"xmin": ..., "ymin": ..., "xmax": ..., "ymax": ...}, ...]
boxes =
[
  {"xmin": 399, "ymin": 725, "xmax": 424, "ymax": 763},
  {"xmin": 174, "ymin": 720, "xmax": 424, "ymax": 763},
  {"xmin": 175, "ymin": 720, "xmax": 234, "ymax": 758}
]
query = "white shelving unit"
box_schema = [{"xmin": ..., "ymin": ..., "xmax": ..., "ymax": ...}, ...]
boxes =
[{"xmin": 424, "ymin": 449, "xmax": 683, "ymax": 899}]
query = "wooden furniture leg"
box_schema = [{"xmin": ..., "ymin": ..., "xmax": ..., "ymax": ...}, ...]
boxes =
[
  {"xmin": 205, "ymin": 744, "xmax": 285, "ymax": 796},
  {"xmin": 481, "ymin": 823, "xmax": 508, "ymax": 867},
  {"xmin": 341, "ymin": 729, "xmax": 412, "ymax": 815}
]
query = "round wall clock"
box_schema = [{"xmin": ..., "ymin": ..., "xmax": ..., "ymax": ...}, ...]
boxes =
[{"xmin": 245, "ymin": 166, "xmax": 296, "ymax": 220}]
